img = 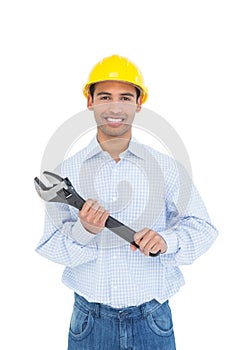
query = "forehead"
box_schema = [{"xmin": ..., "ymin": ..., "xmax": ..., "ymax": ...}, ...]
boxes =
[{"xmin": 94, "ymin": 81, "xmax": 137, "ymax": 95}]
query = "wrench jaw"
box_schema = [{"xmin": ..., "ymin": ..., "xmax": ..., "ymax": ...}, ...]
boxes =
[
  {"xmin": 34, "ymin": 173, "xmax": 69, "ymax": 203},
  {"xmin": 43, "ymin": 171, "xmax": 64, "ymax": 185},
  {"xmin": 34, "ymin": 177, "xmax": 47, "ymax": 194}
]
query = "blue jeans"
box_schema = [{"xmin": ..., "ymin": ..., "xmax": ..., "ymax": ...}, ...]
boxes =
[{"xmin": 68, "ymin": 293, "xmax": 176, "ymax": 350}]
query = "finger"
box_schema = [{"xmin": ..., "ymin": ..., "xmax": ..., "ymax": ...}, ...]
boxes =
[
  {"xmin": 99, "ymin": 210, "xmax": 109, "ymax": 226},
  {"xmin": 134, "ymin": 228, "xmax": 150, "ymax": 243},
  {"xmin": 92, "ymin": 201, "xmax": 103, "ymax": 213},
  {"xmin": 81, "ymin": 200, "xmax": 102, "ymax": 222},
  {"xmin": 93, "ymin": 207, "xmax": 108, "ymax": 224},
  {"xmin": 145, "ymin": 237, "xmax": 167, "ymax": 255},
  {"xmin": 136, "ymin": 230, "xmax": 156, "ymax": 250},
  {"xmin": 81, "ymin": 199, "xmax": 97, "ymax": 215},
  {"xmin": 143, "ymin": 241, "xmax": 159, "ymax": 256},
  {"xmin": 102, "ymin": 210, "xmax": 109, "ymax": 221}
]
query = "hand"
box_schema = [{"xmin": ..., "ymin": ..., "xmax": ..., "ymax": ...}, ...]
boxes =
[
  {"xmin": 79, "ymin": 199, "xmax": 109, "ymax": 234},
  {"xmin": 130, "ymin": 228, "xmax": 167, "ymax": 256}
]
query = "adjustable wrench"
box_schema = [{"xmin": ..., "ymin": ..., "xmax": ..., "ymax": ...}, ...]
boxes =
[{"xmin": 34, "ymin": 171, "xmax": 160, "ymax": 257}]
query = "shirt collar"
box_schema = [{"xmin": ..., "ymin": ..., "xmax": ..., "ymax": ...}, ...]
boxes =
[
  {"xmin": 127, "ymin": 136, "xmax": 147, "ymax": 159},
  {"xmin": 84, "ymin": 135, "xmax": 145, "ymax": 161},
  {"xmin": 84, "ymin": 135, "xmax": 103, "ymax": 160}
]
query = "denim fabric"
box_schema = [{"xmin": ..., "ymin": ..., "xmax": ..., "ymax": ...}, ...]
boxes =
[{"xmin": 68, "ymin": 293, "xmax": 176, "ymax": 350}]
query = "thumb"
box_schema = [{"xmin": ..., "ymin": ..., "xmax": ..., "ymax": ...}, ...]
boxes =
[{"xmin": 130, "ymin": 244, "xmax": 137, "ymax": 252}]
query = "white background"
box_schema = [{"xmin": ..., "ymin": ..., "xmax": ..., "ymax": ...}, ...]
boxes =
[{"xmin": 0, "ymin": 1, "xmax": 232, "ymax": 349}]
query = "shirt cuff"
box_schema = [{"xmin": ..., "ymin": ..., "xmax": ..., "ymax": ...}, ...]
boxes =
[
  {"xmin": 70, "ymin": 220, "xmax": 96, "ymax": 245},
  {"xmin": 159, "ymin": 229, "xmax": 179, "ymax": 254}
]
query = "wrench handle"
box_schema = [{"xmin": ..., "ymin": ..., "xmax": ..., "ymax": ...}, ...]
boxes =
[{"xmin": 60, "ymin": 185, "xmax": 160, "ymax": 257}]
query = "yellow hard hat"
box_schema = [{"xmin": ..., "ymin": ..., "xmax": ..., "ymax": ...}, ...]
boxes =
[{"xmin": 83, "ymin": 54, "xmax": 148, "ymax": 103}]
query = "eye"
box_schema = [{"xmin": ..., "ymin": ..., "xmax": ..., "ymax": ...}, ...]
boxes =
[
  {"xmin": 120, "ymin": 96, "xmax": 132, "ymax": 102},
  {"xmin": 99, "ymin": 95, "xmax": 111, "ymax": 101}
]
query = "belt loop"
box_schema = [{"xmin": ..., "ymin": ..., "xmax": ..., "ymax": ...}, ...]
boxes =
[
  {"xmin": 95, "ymin": 303, "xmax": 100, "ymax": 318},
  {"xmin": 140, "ymin": 304, "xmax": 146, "ymax": 319}
]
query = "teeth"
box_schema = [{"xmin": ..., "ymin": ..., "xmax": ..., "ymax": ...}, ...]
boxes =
[{"xmin": 107, "ymin": 118, "xmax": 123, "ymax": 122}]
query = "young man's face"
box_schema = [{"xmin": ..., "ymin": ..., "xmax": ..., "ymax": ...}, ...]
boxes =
[{"xmin": 87, "ymin": 81, "xmax": 142, "ymax": 139}]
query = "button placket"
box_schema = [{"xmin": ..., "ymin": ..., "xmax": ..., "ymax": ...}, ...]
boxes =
[{"xmin": 110, "ymin": 163, "xmax": 119, "ymax": 203}]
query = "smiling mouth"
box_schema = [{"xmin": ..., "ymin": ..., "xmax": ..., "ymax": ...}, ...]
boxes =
[
  {"xmin": 105, "ymin": 117, "xmax": 124, "ymax": 122},
  {"xmin": 101, "ymin": 117, "xmax": 126, "ymax": 128}
]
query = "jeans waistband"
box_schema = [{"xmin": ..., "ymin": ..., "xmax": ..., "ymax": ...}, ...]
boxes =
[{"xmin": 74, "ymin": 293, "xmax": 163, "ymax": 319}]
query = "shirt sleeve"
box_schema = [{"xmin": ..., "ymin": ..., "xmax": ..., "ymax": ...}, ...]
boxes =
[
  {"xmin": 158, "ymin": 161, "xmax": 218, "ymax": 266},
  {"xmin": 35, "ymin": 201, "xmax": 98, "ymax": 267}
]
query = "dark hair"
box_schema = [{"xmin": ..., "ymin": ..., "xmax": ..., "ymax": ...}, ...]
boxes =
[{"xmin": 89, "ymin": 83, "xmax": 141, "ymax": 101}]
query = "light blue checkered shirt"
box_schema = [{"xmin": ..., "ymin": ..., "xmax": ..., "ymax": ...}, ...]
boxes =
[{"xmin": 36, "ymin": 136, "xmax": 218, "ymax": 307}]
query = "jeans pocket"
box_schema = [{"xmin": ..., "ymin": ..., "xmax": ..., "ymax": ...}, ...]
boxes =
[
  {"xmin": 69, "ymin": 304, "xmax": 94, "ymax": 341},
  {"xmin": 146, "ymin": 301, "xmax": 174, "ymax": 337}
]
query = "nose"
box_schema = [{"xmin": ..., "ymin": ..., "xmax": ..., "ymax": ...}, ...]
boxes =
[{"xmin": 108, "ymin": 102, "xmax": 124, "ymax": 114}]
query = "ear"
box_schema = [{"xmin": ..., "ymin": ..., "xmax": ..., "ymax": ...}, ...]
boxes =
[
  {"xmin": 136, "ymin": 95, "xmax": 142, "ymax": 112},
  {"xmin": 87, "ymin": 95, "xmax": 93, "ymax": 110}
]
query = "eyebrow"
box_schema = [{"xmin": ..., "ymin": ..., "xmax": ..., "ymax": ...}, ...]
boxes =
[{"xmin": 96, "ymin": 92, "xmax": 135, "ymax": 97}]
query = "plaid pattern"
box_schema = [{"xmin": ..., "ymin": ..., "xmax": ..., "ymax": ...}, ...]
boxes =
[{"xmin": 36, "ymin": 136, "xmax": 218, "ymax": 307}]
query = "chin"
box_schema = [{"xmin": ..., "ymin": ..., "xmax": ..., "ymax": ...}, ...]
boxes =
[{"xmin": 100, "ymin": 126, "xmax": 131, "ymax": 137}]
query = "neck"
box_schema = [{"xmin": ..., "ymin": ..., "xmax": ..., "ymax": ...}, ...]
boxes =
[{"xmin": 97, "ymin": 131, "xmax": 131, "ymax": 162}]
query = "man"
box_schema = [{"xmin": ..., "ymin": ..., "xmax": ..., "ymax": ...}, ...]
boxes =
[{"xmin": 36, "ymin": 54, "xmax": 218, "ymax": 349}]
